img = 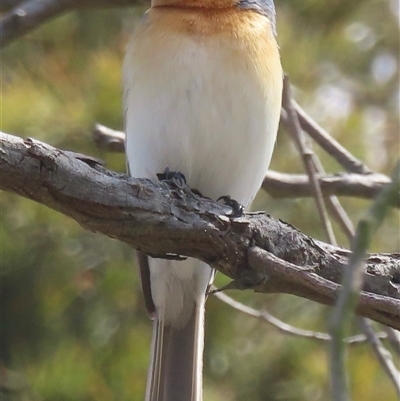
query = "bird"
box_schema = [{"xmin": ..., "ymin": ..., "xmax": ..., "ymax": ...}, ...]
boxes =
[{"xmin": 123, "ymin": 1, "xmax": 282, "ymax": 400}]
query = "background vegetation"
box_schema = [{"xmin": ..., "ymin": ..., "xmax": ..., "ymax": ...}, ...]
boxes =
[{"xmin": 1, "ymin": 0, "xmax": 399, "ymax": 400}]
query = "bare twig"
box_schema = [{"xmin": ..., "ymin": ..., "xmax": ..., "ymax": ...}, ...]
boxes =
[
  {"xmin": 0, "ymin": 0, "xmax": 147, "ymax": 47},
  {"xmin": 213, "ymin": 288, "xmax": 334, "ymax": 341},
  {"xmin": 292, "ymin": 107, "xmax": 357, "ymax": 399},
  {"xmin": 263, "ymin": 171, "xmax": 394, "ymax": 205},
  {"xmin": 329, "ymin": 161, "xmax": 400, "ymax": 401},
  {"xmin": 0, "ymin": 0, "xmax": 24, "ymax": 12},
  {"xmin": 291, "ymin": 112, "xmax": 400, "ymax": 396},
  {"xmin": 310, "ymin": 155, "xmax": 355, "ymax": 239},
  {"xmin": 282, "ymin": 101, "xmax": 372, "ymax": 175},
  {"xmin": 384, "ymin": 327, "xmax": 400, "ymax": 356},
  {"xmin": 315, "ymin": 162, "xmax": 399, "ymax": 396},
  {"xmin": 358, "ymin": 318, "xmax": 400, "ymax": 396},
  {"xmin": 292, "ymin": 82, "xmax": 400, "ymax": 397},
  {"xmin": 285, "ymin": 100, "xmax": 400, "ymax": 396},
  {"xmin": 282, "ymin": 76, "xmax": 337, "ymax": 245},
  {"xmin": 212, "ymin": 288, "xmax": 389, "ymax": 345},
  {"xmin": 93, "ymin": 123, "xmax": 125, "ymax": 152}
]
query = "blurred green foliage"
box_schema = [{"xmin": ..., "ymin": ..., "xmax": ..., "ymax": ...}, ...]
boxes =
[{"xmin": 1, "ymin": 1, "xmax": 399, "ymax": 400}]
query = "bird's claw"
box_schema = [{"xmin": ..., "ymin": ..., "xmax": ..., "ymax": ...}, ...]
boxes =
[{"xmin": 217, "ymin": 195, "xmax": 244, "ymax": 217}]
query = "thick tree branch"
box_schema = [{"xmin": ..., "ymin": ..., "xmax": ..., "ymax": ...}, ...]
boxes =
[
  {"xmin": 0, "ymin": 0, "xmax": 147, "ymax": 47},
  {"xmin": 1, "ymin": 131, "xmax": 399, "ymax": 329}
]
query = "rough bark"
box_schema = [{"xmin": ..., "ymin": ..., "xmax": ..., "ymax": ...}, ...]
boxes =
[{"xmin": 1, "ymin": 132, "xmax": 399, "ymax": 329}]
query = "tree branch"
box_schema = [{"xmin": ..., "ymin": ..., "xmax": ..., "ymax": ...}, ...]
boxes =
[
  {"xmin": 0, "ymin": 0, "xmax": 147, "ymax": 47},
  {"xmin": 385, "ymin": 327, "xmax": 400, "ymax": 356},
  {"xmin": 0, "ymin": 0, "xmax": 24, "ymax": 12},
  {"xmin": 328, "ymin": 161, "xmax": 400, "ymax": 401},
  {"xmin": 282, "ymin": 77, "xmax": 337, "ymax": 244},
  {"xmin": 263, "ymin": 172, "xmax": 395, "ymax": 204},
  {"xmin": 1, "ymin": 131, "xmax": 399, "ymax": 329},
  {"xmin": 358, "ymin": 318, "xmax": 400, "ymax": 396}
]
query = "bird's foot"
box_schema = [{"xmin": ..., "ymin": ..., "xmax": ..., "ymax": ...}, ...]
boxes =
[
  {"xmin": 217, "ymin": 195, "xmax": 244, "ymax": 217},
  {"xmin": 156, "ymin": 168, "xmax": 205, "ymax": 198},
  {"xmin": 156, "ymin": 167, "xmax": 186, "ymax": 187}
]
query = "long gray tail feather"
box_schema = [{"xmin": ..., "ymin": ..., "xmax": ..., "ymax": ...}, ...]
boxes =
[{"xmin": 146, "ymin": 303, "xmax": 204, "ymax": 401}]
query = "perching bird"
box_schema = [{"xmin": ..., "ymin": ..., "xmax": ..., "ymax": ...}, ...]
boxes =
[{"xmin": 123, "ymin": 1, "xmax": 282, "ymax": 400}]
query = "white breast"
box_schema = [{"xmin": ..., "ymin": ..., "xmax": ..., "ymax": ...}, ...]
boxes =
[{"xmin": 124, "ymin": 24, "xmax": 282, "ymax": 206}]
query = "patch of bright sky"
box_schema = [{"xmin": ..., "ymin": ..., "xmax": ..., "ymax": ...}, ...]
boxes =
[
  {"xmin": 371, "ymin": 52, "xmax": 398, "ymax": 84},
  {"xmin": 315, "ymin": 84, "xmax": 354, "ymax": 121},
  {"xmin": 344, "ymin": 22, "xmax": 376, "ymax": 50},
  {"xmin": 362, "ymin": 106, "xmax": 388, "ymax": 170},
  {"xmin": 390, "ymin": 0, "xmax": 399, "ymax": 26}
]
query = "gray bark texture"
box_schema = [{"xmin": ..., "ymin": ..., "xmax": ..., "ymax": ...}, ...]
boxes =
[{"xmin": 1, "ymin": 132, "xmax": 400, "ymax": 329}]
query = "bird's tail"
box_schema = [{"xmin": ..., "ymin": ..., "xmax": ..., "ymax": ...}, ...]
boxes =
[{"xmin": 145, "ymin": 300, "xmax": 205, "ymax": 401}]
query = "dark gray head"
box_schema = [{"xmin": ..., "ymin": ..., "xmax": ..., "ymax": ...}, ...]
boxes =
[{"xmin": 238, "ymin": 0, "xmax": 277, "ymax": 35}]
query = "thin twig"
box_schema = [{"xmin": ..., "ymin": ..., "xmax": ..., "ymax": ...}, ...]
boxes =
[
  {"xmin": 0, "ymin": 0, "xmax": 24, "ymax": 12},
  {"xmin": 300, "ymin": 93, "xmax": 400, "ymax": 398},
  {"xmin": 264, "ymin": 170, "xmax": 395, "ymax": 203},
  {"xmin": 0, "ymin": 0, "xmax": 146, "ymax": 47},
  {"xmin": 283, "ymin": 101, "xmax": 372, "ymax": 174},
  {"xmin": 212, "ymin": 288, "xmax": 389, "ymax": 345},
  {"xmin": 310, "ymin": 126, "xmax": 400, "ymax": 396},
  {"xmin": 1, "ymin": 0, "xmax": 71, "ymax": 47},
  {"xmin": 325, "ymin": 197, "xmax": 355, "ymax": 240},
  {"xmin": 299, "ymin": 112, "xmax": 357, "ymax": 398},
  {"xmin": 310, "ymin": 154, "xmax": 355, "ymax": 240},
  {"xmin": 282, "ymin": 76, "xmax": 337, "ymax": 245},
  {"xmin": 298, "ymin": 116, "xmax": 400, "ymax": 395},
  {"xmin": 384, "ymin": 327, "xmax": 400, "ymax": 356},
  {"xmin": 329, "ymin": 161, "xmax": 400, "ymax": 401},
  {"xmin": 263, "ymin": 170, "xmax": 394, "ymax": 204},
  {"xmin": 93, "ymin": 123, "xmax": 126, "ymax": 152},
  {"xmin": 358, "ymin": 318, "xmax": 400, "ymax": 396},
  {"xmin": 299, "ymin": 125, "xmax": 400, "ymax": 399}
]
